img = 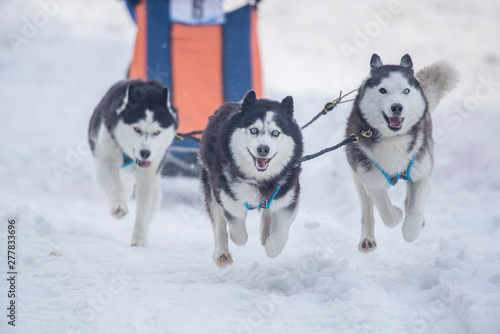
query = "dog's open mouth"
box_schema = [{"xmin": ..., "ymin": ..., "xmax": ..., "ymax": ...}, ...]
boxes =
[
  {"xmin": 255, "ymin": 157, "xmax": 271, "ymax": 171},
  {"xmin": 135, "ymin": 159, "xmax": 152, "ymax": 168},
  {"xmin": 248, "ymin": 149, "xmax": 273, "ymax": 172},
  {"xmin": 383, "ymin": 112, "xmax": 404, "ymax": 131}
]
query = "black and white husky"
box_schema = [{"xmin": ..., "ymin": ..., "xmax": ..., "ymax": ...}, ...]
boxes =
[
  {"xmin": 88, "ymin": 79, "xmax": 177, "ymax": 246},
  {"xmin": 346, "ymin": 54, "xmax": 459, "ymax": 252},
  {"xmin": 200, "ymin": 90, "xmax": 303, "ymax": 267}
]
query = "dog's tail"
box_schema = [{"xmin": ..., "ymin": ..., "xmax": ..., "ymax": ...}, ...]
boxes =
[{"xmin": 416, "ymin": 60, "xmax": 460, "ymax": 114}]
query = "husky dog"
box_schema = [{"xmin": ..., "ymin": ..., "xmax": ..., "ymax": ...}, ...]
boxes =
[
  {"xmin": 200, "ymin": 90, "xmax": 303, "ymax": 267},
  {"xmin": 88, "ymin": 79, "xmax": 178, "ymax": 246},
  {"xmin": 346, "ymin": 54, "xmax": 459, "ymax": 252}
]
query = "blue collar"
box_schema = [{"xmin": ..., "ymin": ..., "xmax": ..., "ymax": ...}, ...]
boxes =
[
  {"xmin": 372, "ymin": 155, "xmax": 415, "ymax": 186},
  {"xmin": 244, "ymin": 185, "xmax": 281, "ymax": 210},
  {"xmin": 121, "ymin": 153, "xmax": 134, "ymax": 168}
]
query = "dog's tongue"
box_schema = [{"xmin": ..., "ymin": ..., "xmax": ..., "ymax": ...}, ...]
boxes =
[
  {"xmin": 138, "ymin": 160, "xmax": 151, "ymax": 168},
  {"xmin": 389, "ymin": 116, "xmax": 402, "ymax": 128},
  {"xmin": 256, "ymin": 158, "xmax": 269, "ymax": 169}
]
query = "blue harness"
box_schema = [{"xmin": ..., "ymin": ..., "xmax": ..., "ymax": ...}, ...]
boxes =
[
  {"xmin": 121, "ymin": 154, "xmax": 134, "ymax": 168},
  {"xmin": 244, "ymin": 185, "xmax": 281, "ymax": 210},
  {"xmin": 372, "ymin": 155, "xmax": 415, "ymax": 186}
]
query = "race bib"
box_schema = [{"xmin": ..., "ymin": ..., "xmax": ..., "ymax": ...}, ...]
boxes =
[{"xmin": 170, "ymin": 0, "xmax": 225, "ymax": 25}]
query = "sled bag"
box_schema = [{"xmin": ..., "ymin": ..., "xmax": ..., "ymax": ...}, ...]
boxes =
[{"xmin": 127, "ymin": 0, "xmax": 262, "ymax": 134}]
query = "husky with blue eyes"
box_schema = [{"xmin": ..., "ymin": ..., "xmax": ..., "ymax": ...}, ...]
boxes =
[
  {"xmin": 346, "ymin": 54, "xmax": 459, "ymax": 252},
  {"xmin": 88, "ymin": 79, "xmax": 177, "ymax": 246},
  {"xmin": 199, "ymin": 90, "xmax": 303, "ymax": 267}
]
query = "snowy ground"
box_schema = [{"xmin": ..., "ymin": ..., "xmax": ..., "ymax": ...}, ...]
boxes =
[{"xmin": 1, "ymin": 0, "xmax": 500, "ymax": 333}]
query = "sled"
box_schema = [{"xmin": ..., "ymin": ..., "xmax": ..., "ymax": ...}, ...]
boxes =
[{"xmin": 126, "ymin": 0, "xmax": 262, "ymax": 176}]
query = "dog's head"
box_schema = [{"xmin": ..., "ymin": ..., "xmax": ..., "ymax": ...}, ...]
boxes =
[
  {"xmin": 113, "ymin": 80, "xmax": 177, "ymax": 168},
  {"xmin": 358, "ymin": 54, "xmax": 427, "ymax": 136},
  {"xmin": 226, "ymin": 90, "xmax": 303, "ymax": 180}
]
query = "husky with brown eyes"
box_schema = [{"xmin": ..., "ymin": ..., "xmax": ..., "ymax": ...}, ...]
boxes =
[
  {"xmin": 199, "ymin": 90, "xmax": 303, "ymax": 267},
  {"xmin": 345, "ymin": 54, "xmax": 459, "ymax": 252}
]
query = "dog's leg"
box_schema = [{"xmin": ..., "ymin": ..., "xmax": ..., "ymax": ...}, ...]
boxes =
[
  {"xmin": 120, "ymin": 169, "xmax": 136, "ymax": 200},
  {"xmin": 264, "ymin": 204, "xmax": 298, "ymax": 258},
  {"xmin": 130, "ymin": 172, "xmax": 161, "ymax": 247},
  {"xmin": 260, "ymin": 209, "xmax": 272, "ymax": 246},
  {"xmin": 226, "ymin": 212, "xmax": 248, "ymax": 246},
  {"xmin": 353, "ymin": 173, "xmax": 377, "ymax": 252},
  {"xmin": 402, "ymin": 177, "xmax": 431, "ymax": 242},
  {"xmin": 404, "ymin": 182, "xmax": 411, "ymax": 214},
  {"xmin": 95, "ymin": 157, "xmax": 129, "ymax": 219},
  {"xmin": 365, "ymin": 187, "xmax": 403, "ymax": 228},
  {"xmin": 201, "ymin": 171, "xmax": 233, "ymax": 267},
  {"xmin": 211, "ymin": 202, "xmax": 233, "ymax": 268}
]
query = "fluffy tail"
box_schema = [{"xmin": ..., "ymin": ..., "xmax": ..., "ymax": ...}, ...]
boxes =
[{"xmin": 416, "ymin": 60, "xmax": 460, "ymax": 113}]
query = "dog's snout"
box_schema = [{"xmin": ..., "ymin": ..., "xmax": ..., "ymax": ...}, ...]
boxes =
[
  {"xmin": 257, "ymin": 145, "xmax": 270, "ymax": 157},
  {"xmin": 140, "ymin": 149, "xmax": 151, "ymax": 160},
  {"xmin": 391, "ymin": 103, "xmax": 403, "ymax": 115}
]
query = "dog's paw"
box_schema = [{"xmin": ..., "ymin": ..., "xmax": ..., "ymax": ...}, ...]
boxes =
[
  {"xmin": 110, "ymin": 201, "xmax": 128, "ymax": 219},
  {"xmin": 402, "ymin": 213, "xmax": 425, "ymax": 242},
  {"xmin": 261, "ymin": 234, "xmax": 268, "ymax": 246},
  {"xmin": 264, "ymin": 235, "xmax": 287, "ymax": 258},
  {"xmin": 130, "ymin": 236, "xmax": 149, "ymax": 247},
  {"xmin": 214, "ymin": 251, "xmax": 233, "ymax": 268},
  {"xmin": 260, "ymin": 223, "xmax": 270, "ymax": 246},
  {"xmin": 358, "ymin": 237, "xmax": 377, "ymax": 253}
]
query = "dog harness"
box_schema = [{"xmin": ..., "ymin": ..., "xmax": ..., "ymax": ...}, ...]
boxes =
[
  {"xmin": 244, "ymin": 185, "xmax": 281, "ymax": 210},
  {"xmin": 372, "ymin": 155, "xmax": 415, "ymax": 186},
  {"xmin": 121, "ymin": 154, "xmax": 134, "ymax": 168}
]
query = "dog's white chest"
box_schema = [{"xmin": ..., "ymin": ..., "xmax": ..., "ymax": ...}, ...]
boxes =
[
  {"xmin": 366, "ymin": 134, "xmax": 420, "ymax": 174},
  {"xmin": 218, "ymin": 181, "xmax": 259, "ymax": 215},
  {"xmin": 232, "ymin": 182, "xmax": 262, "ymax": 207}
]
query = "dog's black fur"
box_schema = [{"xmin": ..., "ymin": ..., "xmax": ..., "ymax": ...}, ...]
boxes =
[
  {"xmin": 199, "ymin": 90, "xmax": 304, "ymax": 266},
  {"xmin": 345, "ymin": 54, "xmax": 432, "ymax": 173},
  {"xmin": 89, "ymin": 79, "xmax": 177, "ymax": 154},
  {"xmin": 200, "ymin": 91, "xmax": 303, "ymax": 211}
]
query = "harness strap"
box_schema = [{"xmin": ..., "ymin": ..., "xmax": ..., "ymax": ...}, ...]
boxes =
[
  {"xmin": 175, "ymin": 130, "xmax": 203, "ymax": 143},
  {"xmin": 294, "ymin": 128, "xmax": 372, "ymax": 168},
  {"xmin": 245, "ymin": 185, "xmax": 281, "ymax": 210},
  {"xmin": 372, "ymin": 154, "xmax": 415, "ymax": 186},
  {"xmin": 301, "ymin": 89, "xmax": 357, "ymax": 130},
  {"xmin": 406, "ymin": 155, "xmax": 415, "ymax": 181},
  {"xmin": 121, "ymin": 154, "xmax": 134, "ymax": 168}
]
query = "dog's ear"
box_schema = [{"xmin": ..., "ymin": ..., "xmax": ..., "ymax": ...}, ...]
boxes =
[
  {"xmin": 128, "ymin": 82, "xmax": 147, "ymax": 104},
  {"xmin": 370, "ymin": 54, "xmax": 383, "ymax": 68},
  {"xmin": 242, "ymin": 90, "xmax": 257, "ymax": 109},
  {"xmin": 161, "ymin": 86, "xmax": 172, "ymax": 111},
  {"xmin": 280, "ymin": 96, "xmax": 294, "ymax": 116},
  {"xmin": 161, "ymin": 86, "xmax": 177, "ymax": 119},
  {"xmin": 400, "ymin": 54, "xmax": 413, "ymax": 69},
  {"xmin": 117, "ymin": 83, "xmax": 134, "ymax": 115},
  {"xmin": 160, "ymin": 86, "xmax": 170, "ymax": 106}
]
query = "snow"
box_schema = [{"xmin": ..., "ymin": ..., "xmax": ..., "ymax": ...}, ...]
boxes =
[{"xmin": 1, "ymin": 0, "xmax": 500, "ymax": 333}]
